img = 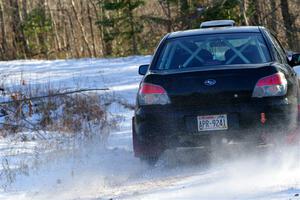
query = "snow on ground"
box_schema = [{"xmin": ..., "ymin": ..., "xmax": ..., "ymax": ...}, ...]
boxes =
[
  {"xmin": 0, "ymin": 56, "xmax": 150, "ymax": 104},
  {"xmin": 0, "ymin": 56, "xmax": 300, "ymax": 200}
]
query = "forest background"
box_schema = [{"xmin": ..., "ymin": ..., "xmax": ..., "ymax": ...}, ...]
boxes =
[{"xmin": 0, "ymin": 0, "xmax": 299, "ymax": 60}]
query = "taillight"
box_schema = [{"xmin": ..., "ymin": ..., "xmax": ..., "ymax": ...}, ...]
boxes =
[
  {"xmin": 252, "ymin": 72, "xmax": 287, "ymax": 98},
  {"xmin": 138, "ymin": 83, "xmax": 170, "ymax": 105}
]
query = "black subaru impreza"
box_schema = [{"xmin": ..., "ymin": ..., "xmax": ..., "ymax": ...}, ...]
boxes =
[{"xmin": 132, "ymin": 20, "xmax": 300, "ymax": 161}]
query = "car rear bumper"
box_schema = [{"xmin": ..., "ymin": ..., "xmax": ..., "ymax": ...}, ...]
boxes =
[{"xmin": 133, "ymin": 98, "xmax": 298, "ymax": 157}]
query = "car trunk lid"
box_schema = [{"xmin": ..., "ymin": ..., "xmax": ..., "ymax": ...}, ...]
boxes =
[{"xmin": 144, "ymin": 65, "xmax": 278, "ymax": 107}]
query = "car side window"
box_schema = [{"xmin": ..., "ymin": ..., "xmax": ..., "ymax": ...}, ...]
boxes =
[
  {"xmin": 260, "ymin": 30, "xmax": 281, "ymax": 63},
  {"xmin": 269, "ymin": 33, "xmax": 288, "ymax": 64},
  {"xmin": 271, "ymin": 43, "xmax": 283, "ymax": 63}
]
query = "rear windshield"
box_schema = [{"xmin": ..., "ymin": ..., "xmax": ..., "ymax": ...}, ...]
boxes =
[{"xmin": 153, "ymin": 33, "xmax": 271, "ymax": 71}]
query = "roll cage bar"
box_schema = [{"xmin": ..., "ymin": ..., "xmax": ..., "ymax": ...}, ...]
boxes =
[{"xmin": 159, "ymin": 35, "xmax": 268, "ymax": 69}]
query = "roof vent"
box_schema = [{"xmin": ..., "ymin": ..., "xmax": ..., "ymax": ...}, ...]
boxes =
[{"xmin": 200, "ymin": 20, "xmax": 235, "ymax": 29}]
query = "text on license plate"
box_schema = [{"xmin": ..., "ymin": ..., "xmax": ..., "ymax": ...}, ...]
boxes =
[{"xmin": 197, "ymin": 114, "xmax": 228, "ymax": 131}]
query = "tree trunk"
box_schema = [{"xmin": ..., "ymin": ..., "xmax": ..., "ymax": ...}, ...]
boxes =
[
  {"xmin": 0, "ymin": 0, "xmax": 7, "ymax": 59},
  {"xmin": 97, "ymin": 0, "xmax": 113, "ymax": 56},
  {"xmin": 159, "ymin": 0, "xmax": 173, "ymax": 32},
  {"xmin": 280, "ymin": 0, "xmax": 295, "ymax": 50},
  {"xmin": 87, "ymin": 2, "xmax": 96, "ymax": 57},
  {"xmin": 269, "ymin": 0, "xmax": 277, "ymax": 32},
  {"xmin": 37, "ymin": 0, "xmax": 48, "ymax": 58},
  {"xmin": 70, "ymin": 0, "xmax": 92, "ymax": 57},
  {"xmin": 10, "ymin": 0, "xmax": 28, "ymax": 58},
  {"xmin": 88, "ymin": 0, "xmax": 104, "ymax": 56},
  {"xmin": 128, "ymin": 1, "xmax": 138, "ymax": 55},
  {"xmin": 21, "ymin": 0, "xmax": 27, "ymax": 21},
  {"xmin": 250, "ymin": 0, "xmax": 261, "ymax": 25},
  {"xmin": 47, "ymin": 0, "xmax": 61, "ymax": 58},
  {"xmin": 21, "ymin": 0, "xmax": 30, "ymax": 56},
  {"xmin": 66, "ymin": 8, "xmax": 80, "ymax": 58},
  {"xmin": 240, "ymin": 0, "xmax": 249, "ymax": 25},
  {"xmin": 179, "ymin": 0, "xmax": 189, "ymax": 29},
  {"xmin": 58, "ymin": 0, "xmax": 71, "ymax": 58}
]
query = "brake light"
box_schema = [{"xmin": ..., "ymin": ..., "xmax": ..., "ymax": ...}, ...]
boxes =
[
  {"xmin": 252, "ymin": 72, "xmax": 287, "ymax": 98},
  {"xmin": 138, "ymin": 83, "xmax": 170, "ymax": 105}
]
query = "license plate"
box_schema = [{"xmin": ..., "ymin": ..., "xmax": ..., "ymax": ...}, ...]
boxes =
[{"xmin": 197, "ymin": 114, "xmax": 228, "ymax": 131}]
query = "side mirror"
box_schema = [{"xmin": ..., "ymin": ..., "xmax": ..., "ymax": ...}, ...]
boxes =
[
  {"xmin": 289, "ymin": 53, "xmax": 300, "ymax": 67},
  {"xmin": 138, "ymin": 64, "xmax": 149, "ymax": 75}
]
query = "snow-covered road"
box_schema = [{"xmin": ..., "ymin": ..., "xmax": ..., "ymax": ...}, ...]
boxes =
[{"xmin": 0, "ymin": 56, "xmax": 300, "ymax": 200}]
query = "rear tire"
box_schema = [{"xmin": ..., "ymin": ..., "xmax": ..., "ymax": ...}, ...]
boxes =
[{"xmin": 132, "ymin": 117, "xmax": 163, "ymax": 165}]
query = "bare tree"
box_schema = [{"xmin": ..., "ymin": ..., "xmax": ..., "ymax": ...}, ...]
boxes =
[
  {"xmin": 240, "ymin": 0, "xmax": 249, "ymax": 25},
  {"xmin": 47, "ymin": 0, "xmax": 61, "ymax": 58},
  {"xmin": 0, "ymin": 0, "xmax": 7, "ymax": 59},
  {"xmin": 57, "ymin": 0, "xmax": 71, "ymax": 58},
  {"xmin": 280, "ymin": 0, "xmax": 296, "ymax": 50},
  {"xmin": 70, "ymin": 0, "xmax": 92, "ymax": 57},
  {"xmin": 250, "ymin": 0, "xmax": 261, "ymax": 25},
  {"xmin": 87, "ymin": 2, "xmax": 96, "ymax": 57},
  {"xmin": 66, "ymin": 7, "xmax": 80, "ymax": 58},
  {"xmin": 9, "ymin": 0, "xmax": 29, "ymax": 58},
  {"xmin": 0, "ymin": 0, "xmax": 299, "ymax": 60},
  {"xmin": 88, "ymin": 0, "xmax": 106, "ymax": 56},
  {"xmin": 158, "ymin": 0, "xmax": 173, "ymax": 32},
  {"xmin": 269, "ymin": 0, "xmax": 277, "ymax": 32}
]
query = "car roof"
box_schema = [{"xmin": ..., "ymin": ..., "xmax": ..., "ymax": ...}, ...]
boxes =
[{"xmin": 167, "ymin": 26, "xmax": 262, "ymax": 39}]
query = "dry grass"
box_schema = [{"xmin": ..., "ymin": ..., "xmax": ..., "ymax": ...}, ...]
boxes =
[{"xmin": 0, "ymin": 80, "xmax": 122, "ymax": 139}]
